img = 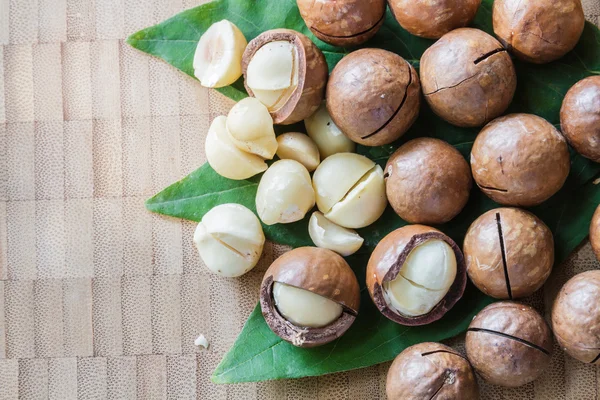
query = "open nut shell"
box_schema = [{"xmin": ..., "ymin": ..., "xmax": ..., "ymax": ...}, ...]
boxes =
[
  {"xmin": 242, "ymin": 29, "xmax": 328, "ymax": 125},
  {"xmin": 260, "ymin": 247, "xmax": 360, "ymax": 347},
  {"xmin": 366, "ymin": 225, "xmax": 467, "ymax": 326}
]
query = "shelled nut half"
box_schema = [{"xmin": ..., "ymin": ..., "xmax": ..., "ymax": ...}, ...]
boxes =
[
  {"xmin": 226, "ymin": 97, "xmax": 278, "ymax": 160},
  {"xmin": 308, "ymin": 211, "xmax": 364, "ymax": 257},
  {"xmin": 242, "ymin": 29, "xmax": 328, "ymax": 125},
  {"xmin": 312, "ymin": 153, "xmax": 387, "ymax": 229},
  {"xmin": 366, "ymin": 225, "xmax": 467, "ymax": 326},
  {"xmin": 304, "ymin": 102, "xmax": 355, "ymax": 159},
  {"xmin": 552, "ymin": 270, "xmax": 600, "ymax": 364},
  {"xmin": 260, "ymin": 247, "xmax": 360, "ymax": 347},
  {"xmin": 386, "ymin": 342, "xmax": 480, "ymax": 400},
  {"xmin": 466, "ymin": 302, "xmax": 553, "ymax": 387},
  {"xmin": 275, "ymin": 132, "xmax": 320, "ymax": 172},
  {"xmin": 464, "ymin": 208, "xmax": 554, "ymax": 299}
]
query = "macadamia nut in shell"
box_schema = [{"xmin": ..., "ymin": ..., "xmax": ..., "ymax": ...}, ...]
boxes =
[{"xmin": 420, "ymin": 28, "xmax": 516, "ymax": 128}]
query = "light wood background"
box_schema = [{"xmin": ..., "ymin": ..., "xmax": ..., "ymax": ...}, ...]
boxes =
[{"xmin": 0, "ymin": 0, "xmax": 599, "ymax": 398}]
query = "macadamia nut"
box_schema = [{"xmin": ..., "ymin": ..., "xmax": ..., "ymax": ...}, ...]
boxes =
[
  {"xmin": 193, "ymin": 203, "xmax": 265, "ymax": 277},
  {"xmin": 591, "ymin": 205, "xmax": 600, "ymax": 262},
  {"xmin": 312, "ymin": 153, "xmax": 387, "ymax": 229},
  {"xmin": 256, "ymin": 160, "xmax": 315, "ymax": 225},
  {"xmin": 275, "ymin": 132, "xmax": 320, "ymax": 172},
  {"xmin": 308, "ymin": 211, "xmax": 364, "ymax": 256},
  {"xmin": 304, "ymin": 103, "xmax": 355, "ymax": 159},
  {"xmin": 226, "ymin": 97, "xmax": 277, "ymax": 159},
  {"xmin": 273, "ymin": 282, "xmax": 343, "ymax": 328},
  {"xmin": 384, "ymin": 240, "xmax": 457, "ymax": 317},
  {"xmin": 205, "ymin": 116, "xmax": 268, "ymax": 180}
]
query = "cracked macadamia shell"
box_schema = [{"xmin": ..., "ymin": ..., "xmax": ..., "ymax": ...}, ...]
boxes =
[
  {"xmin": 471, "ymin": 113, "xmax": 570, "ymax": 206},
  {"xmin": 327, "ymin": 49, "xmax": 421, "ymax": 146},
  {"xmin": 260, "ymin": 247, "xmax": 360, "ymax": 347},
  {"xmin": 366, "ymin": 225, "xmax": 467, "ymax": 326},
  {"xmin": 552, "ymin": 270, "xmax": 600, "ymax": 364},
  {"xmin": 242, "ymin": 29, "xmax": 328, "ymax": 125},
  {"xmin": 560, "ymin": 76, "xmax": 600, "ymax": 162},
  {"xmin": 420, "ymin": 28, "xmax": 516, "ymax": 128},
  {"xmin": 297, "ymin": 0, "xmax": 386, "ymax": 47},
  {"xmin": 466, "ymin": 302, "xmax": 553, "ymax": 387},
  {"xmin": 386, "ymin": 342, "xmax": 480, "ymax": 400},
  {"xmin": 464, "ymin": 208, "xmax": 554, "ymax": 299},
  {"xmin": 493, "ymin": 0, "xmax": 585, "ymax": 64},
  {"xmin": 591, "ymin": 205, "xmax": 600, "ymax": 262},
  {"xmin": 388, "ymin": 0, "xmax": 481, "ymax": 39},
  {"xmin": 385, "ymin": 138, "xmax": 472, "ymax": 225}
]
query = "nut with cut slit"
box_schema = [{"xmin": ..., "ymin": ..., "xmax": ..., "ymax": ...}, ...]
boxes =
[
  {"xmin": 242, "ymin": 29, "xmax": 328, "ymax": 125},
  {"xmin": 493, "ymin": 0, "xmax": 585, "ymax": 64},
  {"xmin": 308, "ymin": 211, "xmax": 364, "ymax": 256},
  {"xmin": 366, "ymin": 225, "xmax": 467, "ymax": 326},
  {"xmin": 466, "ymin": 301, "xmax": 553, "ymax": 387},
  {"xmin": 420, "ymin": 28, "xmax": 516, "ymax": 128},
  {"xmin": 227, "ymin": 97, "xmax": 278, "ymax": 160},
  {"xmin": 297, "ymin": 0, "xmax": 386, "ymax": 47},
  {"xmin": 193, "ymin": 20, "xmax": 247, "ymax": 88},
  {"xmin": 591, "ymin": 205, "xmax": 600, "ymax": 262},
  {"xmin": 326, "ymin": 49, "xmax": 421, "ymax": 146},
  {"xmin": 205, "ymin": 116, "xmax": 268, "ymax": 180},
  {"xmin": 388, "ymin": 0, "xmax": 481, "ymax": 39},
  {"xmin": 560, "ymin": 76, "xmax": 600, "ymax": 162},
  {"xmin": 385, "ymin": 138, "xmax": 472, "ymax": 225},
  {"xmin": 386, "ymin": 342, "xmax": 480, "ymax": 400},
  {"xmin": 260, "ymin": 247, "xmax": 360, "ymax": 347},
  {"xmin": 256, "ymin": 160, "xmax": 315, "ymax": 225},
  {"xmin": 304, "ymin": 102, "xmax": 355, "ymax": 159},
  {"xmin": 552, "ymin": 270, "xmax": 600, "ymax": 364},
  {"xmin": 312, "ymin": 153, "xmax": 387, "ymax": 229},
  {"xmin": 464, "ymin": 208, "xmax": 554, "ymax": 299},
  {"xmin": 275, "ymin": 132, "xmax": 320, "ymax": 172},
  {"xmin": 471, "ymin": 113, "xmax": 570, "ymax": 206},
  {"xmin": 193, "ymin": 203, "xmax": 265, "ymax": 277}
]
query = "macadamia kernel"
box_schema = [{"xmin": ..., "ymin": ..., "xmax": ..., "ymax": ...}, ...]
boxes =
[
  {"xmin": 313, "ymin": 153, "xmax": 387, "ymax": 229},
  {"xmin": 304, "ymin": 103, "xmax": 355, "ymax": 159},
  {"xmin": 384, "ymin": 240, "xmax": 457, "ymax": 317},
  {"xmin": 276, "ymin": 132, "xmax": 320, "ymax": 172},
  {"xmin": 226, "ymin": 97, "xmax": 278, "ymax": 159},
  {"xmin": 273, "ymin": 282, "xmax": 343, "ymax": 328},
  {"xmin": 205, "ymin": 116, "xmax": 268, "ymax": 180},
  {"xmin": 193, "ymin": 204, "xmax": 265, "ymax": 277},
  {"xmin": 256, "ymin": 160, "xmax": 315, "ymax": 225},
  {"xmin": 308, "ymin": 211, "xmax": 364, "ymax": 256}
]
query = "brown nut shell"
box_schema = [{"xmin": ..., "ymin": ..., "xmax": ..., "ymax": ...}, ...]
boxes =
[
  {"xmin": 464, "ymin": 208, "xmax": 554, "ymax": 299},
  {"xmin": 260, "ymin": 247, "xmax": 360, "ymax": 347},
  {"xmin": 471, "ymin": 113, "xmax": 570, "ymax": 207},
  {"xmin": 466, "ymin": 301, "xmax": 553, "ymax": 387},
  {"xmin": 366, "ymin": 225, "xmax": 467, "ymax": 326},
  {"xmin": 297, "ymin": 0, "xmax": 386, "ymax": 47},
  {"xmin": 493, "ymin": 0, "xmax": 585, "ymax": 64},
  {"xmin": 388, "ymin": 0, "xmax": 482, "ymax": 39},
  {"xmin": 385, "ymin": 138, "xmax": 472, "ymax": 225},
  {"xmin": 327, "ymin": 48, "xmax": 421, "ymax": 146},
  {"xmin": 242, "ymin": 29, "xmax": 328, "ymax": 125},
  {"xmin": 560, "ymin": 76, "xmax": 600, "ymax": 162},
  {"xmin": 591, "ymin": 205, "xmax": 600, "ymax": 262},
  {"xmin": 387, "ymin": 342, "xmax": 479, "ymax": 400},
  {"xmin": 552, "ymin": 270, "xmax": 600, "ymax": 364},
  {"xmin": 420, "ymin": 28, "xmax": 516, "ymax": 128}
]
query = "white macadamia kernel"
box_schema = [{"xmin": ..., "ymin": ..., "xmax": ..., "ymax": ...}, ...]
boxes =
[
  {"xmin": 226, "ymin": 97, "xmax": 278, "ymax": 159},
  {"xmin": 308, "ymin": 212, "xmax": 364, "ymax": 256},
  {"xmin": 312, "ymin": 153, "xmax": 387, "ymax": 229},
  {"xmin": 256, "ymin": 160, "xmax": 315, "ymax": 225},
  {"xmin": 205, "ymin": 116, "xmax": 267, "ymax": 180},
  {"xmin": 305, "ymin": 103, "xmax": 355, "ymax": 158},
  {"xmin": 276, "ymin": 132, "xmax": 320, "ymax": 172},
  {"xmin": 273, "ymin": 282, "xmax": 343, "ymax": 328},
  {"xmin": 193, "ymin": 203, "xmax": 265, "ymax": 277},
  {"xmin": 383, "ymin": 240, "xmax": 457, "ymax": 317},
  {"xmin": 193, "ymin": 20, "xmax": 247, "ymax": 88}
]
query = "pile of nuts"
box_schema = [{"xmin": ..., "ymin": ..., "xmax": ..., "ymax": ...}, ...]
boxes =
[{"xmin": 189, "ymin": 0, "xmax": 600, "ymax": 395}]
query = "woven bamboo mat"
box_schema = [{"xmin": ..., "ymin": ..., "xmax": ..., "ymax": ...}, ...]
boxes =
[{"xmin": 0, "ymin": 0, "xmax": 599, "ymax": 398}]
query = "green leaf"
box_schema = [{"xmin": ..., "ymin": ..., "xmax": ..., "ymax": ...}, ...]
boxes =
[{"xmin": 132, "ymin": 0, "xmax": 600, "ymax": 384}]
